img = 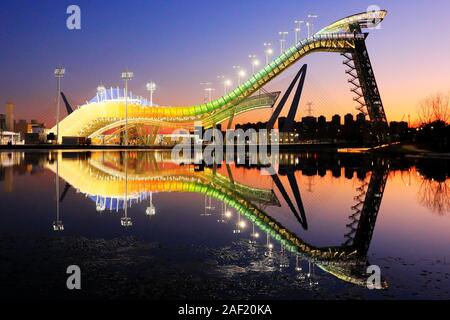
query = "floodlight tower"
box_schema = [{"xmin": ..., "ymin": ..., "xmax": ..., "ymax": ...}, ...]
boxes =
[
  {"xmin": 263, "ymin": 43, "xmax": 273, "ymax": 65},
  {"xmin": 54, "ymin": 67, "xmax": 65, "ymax": 144},
  {"xmin": 248, "ymin": 54, "xmax": 260, "ymax": 75},
  {"xmin": 121, "ymin": 70, "xmax": 134, "ymax": 146},
  {"xmin": 307, "ymin": 14, "xmax": 318, "ymax": 37},
  {"xmin": 205, "ymin": 87, "xmax": 214, "ymax": 102},
  {"xmin": 233, "ymin": 66, "xmax": 246, "ymax": 86},
  {"xmin": 294, "ymin": 20, "xmax": 304, "ymax": 44},
  {"xmin": 200, "ymin": 82, "xmax": 213, "ymax": 103},
  {"xmin": 223, "ymin": 79, "xmax": 232, "ymax": 95},
  {"xmin": 217, "ymin": 75, "xmax": 232, "ymax": 95},
  {"xmin": 278, "ymin": 31, "xmax": 289, "ymax": 54},
  {"xmin": 146, "ymin": 192, "xmax": 156, "ymax": 216},
  {"xmin": 146, "ymin": 81, "xmax": 156, "ymax": 106}
]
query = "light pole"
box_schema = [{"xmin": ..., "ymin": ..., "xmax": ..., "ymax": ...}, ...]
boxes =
[
  {"xmin": 224, "ymin": 79, "xmax": 232, "ymax": 95},
  {"xmin": 200, "ymin": 82, "xmax": 212, "ymax": 103},
  {"xmin": 248, "ymin": 54, "xmax": 260, "ymax": 75},
  {"xmin": 278, "ymin": 31, "xmax": 289, "ymax": 54},
  {"xmin": 294, "ymin": 20, "xmax": 304, "ymax": 44},
  {"xmin": 218, "ymin": 76, "xmax": 232, "ymax": 96},
  {"xmin": 146, "ymin": 81, "xmax": 156, "ymax": 106},
  {"xmin": 205, "ymin": 87, "xmax": 214, "ymax": 102},
  {"xmin": 121, "ymin": 70, "xmax": 133, "ymax": 146},
  {"xmin": 233, "ymin": 66, "xmax": 246, "ymax": 86},
  {"xmin": 54, "ymin": 67, "xmax": 65, "ymax": 144},
  {"xmin": 263, "ymin": 43, "xmax": 273, "ymax": 66},
  {"xmin": 307, "ymin": 14, "xmax": 318, "ymax": 37}
]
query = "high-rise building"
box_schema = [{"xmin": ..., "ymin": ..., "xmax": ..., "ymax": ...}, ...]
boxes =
[
  {"xmin": 331, "ymin": 114, "xmax": 341, "ymax": 126},
  {"xmin": 317, "ymin": 115, "xmax": 326, "ymax": 125},
  {"xmin": 5, "ymin": 102, "xmax": 14, "ymax": 132},
  {"xmin": 356, "ymin": 113, "xmax": 366, "ymax": 123},
  {"xmin": 344, "ymin": 113, "xmax": 354, "ymax": 126},
  {"xmin": 317, "ymin": 115, "xmax": 327, "ymax": 138}
]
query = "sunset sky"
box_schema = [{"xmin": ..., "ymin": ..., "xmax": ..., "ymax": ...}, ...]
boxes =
[{"xmin": 0, "ymin": 0, "xmax": 449, "ymax": 127}]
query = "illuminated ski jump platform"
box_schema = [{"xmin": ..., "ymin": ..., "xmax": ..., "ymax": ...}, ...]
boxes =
[{"xmin": 51, "ymin": 10, "xmax": 387, "ymax": 143}]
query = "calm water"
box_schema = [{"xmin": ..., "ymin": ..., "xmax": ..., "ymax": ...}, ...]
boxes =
[{"xmin": 0, "ymin": 150, "xmax": 449, "ymax": 300}]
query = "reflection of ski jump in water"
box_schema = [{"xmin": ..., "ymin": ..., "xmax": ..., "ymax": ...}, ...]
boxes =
[{"xmin": 47, "ymin": 151, "xmax": 388, "ymax": 287}]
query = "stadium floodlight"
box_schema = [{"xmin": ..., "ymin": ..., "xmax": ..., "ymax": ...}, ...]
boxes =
[
  {"xmin": 54, "ymin": 67, "xmax": 65, "ymax": 144},
  {"xmin": 146, "ymin": 81, "xmax": 156, "ymax": 106}
]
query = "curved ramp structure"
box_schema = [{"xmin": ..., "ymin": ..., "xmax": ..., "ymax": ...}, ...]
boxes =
[{"xmin": 51, "ymin": 10, "xmax": 388, "ymax": 143}]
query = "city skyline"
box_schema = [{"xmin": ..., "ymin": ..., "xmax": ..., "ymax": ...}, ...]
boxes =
[{"xmin": 1, "ymin": 0, "xmax": 450, "ymax": 127}]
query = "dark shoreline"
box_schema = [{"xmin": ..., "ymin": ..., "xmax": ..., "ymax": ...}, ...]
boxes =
[{"xmin": 1, "ymin": 143, "xmax": 449, "ymax": 159}]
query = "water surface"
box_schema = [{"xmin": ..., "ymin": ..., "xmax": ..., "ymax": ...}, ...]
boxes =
[{"xmin": 0, "ymin": 151, "xmax": 449, "ymax": 299}]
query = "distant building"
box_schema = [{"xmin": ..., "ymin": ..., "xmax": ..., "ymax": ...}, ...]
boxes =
[
  {"xmin": 356, "ymin": 113, "xmax": 366, "ymax": 123},
  {"xmin": 14, "ymin": 119, "xmax": 29, "ymax": 140},
  {"xmin": 0, "ymin": 131, "xmax": 21, "ymax": 145},
  {"xmin": 317, "ymin": 115, "xmax": 327, "ymax": 138},
  {"xmin": 233, "ymin": 111, "xmax": 405, "ymax": 145},
  {"xmin": 329, "ymin": 114, "xmax": 341, "ymax": 139},
  {"xmin": 389, "ymin": 121, "xmax": 408, "ymax": 141},
  {"xmin": 12, "ymin": 119, "xmax": 47, "ymax": 143},
  {"xmin": 5, "ymin": 102, "xmax": 14, "ymax": 132},
  {"xmin": 344, "ymin": 113, "xmax": 354, "ymax": 126},
  {"xmin": 331, "ymin": 114, "xmax": 341, "ymax": 126},
  {"xmin": 318, "ymin": 115, "xmax": 326, "ymax": 125},
  {"xmin": 301, "ymin": 116, "xmax": 317, "ymax": 139},
  {"xmin": 0, "ymin": 114, "xmax": 5, "ymax": 131},
  {"xmin": 30, "ymin": 120, "xmax": 46, "ymax": 134}
]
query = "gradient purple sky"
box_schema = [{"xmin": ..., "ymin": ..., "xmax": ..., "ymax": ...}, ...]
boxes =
[{"xmin": 0, "ymin": 0, "xmax": 449, "ymax": 126}]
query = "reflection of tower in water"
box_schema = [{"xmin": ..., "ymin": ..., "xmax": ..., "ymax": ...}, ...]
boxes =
[
  {"xmin": 146, "ymin": 192, "xmax": 156, "ymax": 217},
  {"xmin": 52, "ymin": 153, "xmax": 64, "ymax": 231},
  {"xmin": 233, "ymin": 212, "xmax": 246, "ymax": 234},
  {"xmin": 121, "ymin": 153, "xmax": 132, "ymax": 227},
  {"xmin": 217, "ymin": 202, "xmax": 229, "ymax": 223},
  {"xmin": 203, "ymin": 194, "xmax": 215, "ymax": 216},
  {"xmin": 249, "ymin": 222, "xmax": 260, "ymax": 244},
  {"xmin": 265, "ymin": 233, "xmax": 273, "ymax": 257},
  {"xmin": 96, "ymin": 197, "xmax": 106, "ymax": 213}
]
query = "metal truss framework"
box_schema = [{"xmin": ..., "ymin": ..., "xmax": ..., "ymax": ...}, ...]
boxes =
[{"xmin": 342, "ymin": 27, "xmax": 388, "ymax": 143}]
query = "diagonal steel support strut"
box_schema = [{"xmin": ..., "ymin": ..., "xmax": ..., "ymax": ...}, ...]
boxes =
[{"xmin": 267, "ymin": 64, "xmax": 307, "ymax": 131}]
